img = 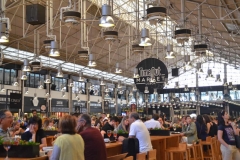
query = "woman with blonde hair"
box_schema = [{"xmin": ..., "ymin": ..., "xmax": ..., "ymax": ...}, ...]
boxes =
[
  {"xmin": 116, "ymin": 116, "xmax": 129, "ymax": 132},
  {"xmin": 49, "ymin": 115, "xmax": 84, "ymax": 160}
]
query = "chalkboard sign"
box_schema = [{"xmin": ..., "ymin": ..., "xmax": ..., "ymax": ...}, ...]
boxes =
[{"xmin": 24, "ymin": 97, "xmax": 47, "ymax": 112}]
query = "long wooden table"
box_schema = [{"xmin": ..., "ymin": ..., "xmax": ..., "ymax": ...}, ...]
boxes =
[
  {"xmin": 106, "ymin": 134, "xmax": 182, "ymax": 160},
  {"xmin": 0, "ymin": 134, "xmax": 181, "ymax": 160}
]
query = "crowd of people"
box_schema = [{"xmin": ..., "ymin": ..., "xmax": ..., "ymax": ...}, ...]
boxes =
[{"xmin": 0, "ymin": 109, "xmax": 240, "ymax": 160}]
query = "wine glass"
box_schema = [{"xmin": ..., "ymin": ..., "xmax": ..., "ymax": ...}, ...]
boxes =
[
  {"xmin": 3, "ymin": 137, "xmax": 13, "ymax": 160},
  {"xmin": 107, "ymin": 130, "xmax": 112, "ymax": 142},
  {"xmin": 113, "ymin": 131, "xmax": 117, "ymax": 141}
]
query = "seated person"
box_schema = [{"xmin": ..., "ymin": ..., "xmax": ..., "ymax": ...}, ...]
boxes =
[
  {"xmin": 10, "ymin": 121, "xmax": 25, "ymax": 136},
  {"xmin": 21, "ymin": 116, "xmax": 47, "ymax": 149}
]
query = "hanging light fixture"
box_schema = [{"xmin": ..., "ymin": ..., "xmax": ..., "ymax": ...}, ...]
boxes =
[
  {"xmin": 0, "ymin": 23, "xmax": 9, "ymax": 43},
  {"xmin": 118, "ymin": 89, "xmax": 123, "ymax": 95},
  {"xmin": 100, "ymin": 77, "xmax": 105, "ymax": 86},
  {"xmin": 22, "ymin": 59, "xmax": 31, "ymax": 72},
  {"xmin": 38, "ymin": 81, "xmax": 44, "ymax": 89},
  {"xmin": 12, "ymin": 77, "xmax": 19, "ymax": 86},
  {"xmin": 228, "ymin": 82, "xmax": 233, "ymax": 89},
  {"xmin": 115, "ymin": 63, "xmax": 122, "ymax": 74},
  {"xmin": 56, "ymin": 65, "xmax": 63, "ymax": 78},
  {"xmin": 144, "ymin": 86, "xmax": 149, "ymax": 94},
  {"xmin": 215, "ymin": 74, "xmax": 221, "ymax": 82},
  {"xmin": 184, "ymin": 85, "xmax": 189, "ymax": 91},
  {"xmin": 206, "ymin": 69, "xmax": 214, "ymax": 79},
  {"xmin": 87, "ymin": 54, "xmax": 97, "ymax": 67},
  {"xmin": 165, "ymin": 44, "xmax": 175, "ymax": 59},
  {"xmin": 62, "ymin": 91, "xmax": 65, "ymax": 97},
  {"xmin": 99, "ymin": 4, "xmax": 114, "ymax": 27},
  {"xmin": 153, "ymin": 88, "xmax": 158, "ymax": 95},
  {"xmin": 117, "ymin": 80, "xmax": 122, "ymax": 89},
  {"xmin": 149, "ymin": 71, "xmax": 156, "ymax": 83},
  {"xmin": 25, "ymin": 87, "xmax": 29, "ymax": 94},
  {"xmin": 44, "ymin": 74, "xmax": 51, "ymax": 83},
  {"xmin": 196, "ymin": 63, "xmax": 203, "ymax": 74},
  {"xmin": 49, "ymin": 41, "xmax": 60, "ymax": 57},
  {"xmin": 45, "ymin": 90, "xmax": 49, "ymax": 97},
  {"xmin": 175, "ymin": 82, "xmax": 179, "ymax": 89},
  {"xmin": 129, "ymin": 89, "xmax": 133, "ymax": 96},
  {"xmin": 132, "ymin": 84, "xmax": 137, "ymax": 91},
  {"xmin": 184, "ymin": 55, "xmax": 193, "ymax": 69},
  {"xmin": 133, "ymin": 68, "xmax": 139, "ymax": 78},
  {"xmin": 20, "ymin": 71, "xmax": 27, "ymax": 81},
  {"xmin": 0, "ymin": 83, "xmax": 5, "ymax": 92},
  {"xmin": 68, "ymin": 79, "xmax": 74, "ymax": 87},
  {"xmin": 139, "ymin": 28, "xmax": 152, "ymax": 46},
  {"xmin": 78, "ymin": 71, "xmax": 85, "ymax": 82},
  {"xmin": 104, "ymin": 85, "xmax": 109, "ymax": 93},
  {"xmin": 223, "ymin": 78, "xmax": 228, "ymax": 86}
]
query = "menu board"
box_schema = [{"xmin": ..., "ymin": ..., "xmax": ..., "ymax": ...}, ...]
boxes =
[{"xmin": 24, "ymin": 97, "xmax": 47, "ymax": 112}]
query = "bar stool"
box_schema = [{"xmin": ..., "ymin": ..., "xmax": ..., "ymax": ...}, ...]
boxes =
[
  {"xmin": 107, "ymin": 153, "xmax": 128, "ymax": 160},
  {"xmin": 166, "ymin": 143, "xmax": 189, "ymax": 160},
  {"xmin": 28, "ymin": 156, "xmax": 48, "ymax": 160},
  {"xmin": 124, "ymin": 156, "xmax": 134, "ymax": 160},
  {"xmin": 136, "ymin": 152, "xmax": 146, "ymax": 160},
  {"xmin": 147, "ymin": 149, "xmax": 157, "ymax": 160},
  {"xmin": 187, "ymin": 144, "xmax": 196, "ymax": 160},
  {"xmin": 194, "ymin": 140, "xmax": 204, "ymax": 160},
  {"xmin": 201, "ymin": 137, "xmax": 217, "ymax": 160}
]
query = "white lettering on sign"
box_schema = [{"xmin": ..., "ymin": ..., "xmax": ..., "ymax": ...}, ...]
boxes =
[
  {"xmin": 11, "ymin": 99, "xmax": 21, "ymax": 103},
  {"xmin": 56, "ymin": 101, "xmax": 63, "ymax": 105},
  {"xmin": 139, "ymin": 67, "xmax": 161, "ymax": 77}
]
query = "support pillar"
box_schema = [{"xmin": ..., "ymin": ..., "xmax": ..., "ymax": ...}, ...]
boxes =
[{"xmin": 68, "ymin": 77, "xmax": 73, "ymax": 114}]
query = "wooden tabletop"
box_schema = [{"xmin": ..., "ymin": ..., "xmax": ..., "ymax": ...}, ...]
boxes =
[{"xmin": 105, "ymin": 134, "xmax": 181, "ymax": 148}]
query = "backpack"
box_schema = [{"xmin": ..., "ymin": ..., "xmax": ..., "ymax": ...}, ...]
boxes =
[{"xmin": 122, "ymin": 138, "xmax": 139, "ymax": 160}]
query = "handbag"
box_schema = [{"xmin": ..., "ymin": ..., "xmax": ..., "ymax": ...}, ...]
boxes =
[{"xmin": 235, "ymin": 135, "xmax": 240, "ymax": 149}]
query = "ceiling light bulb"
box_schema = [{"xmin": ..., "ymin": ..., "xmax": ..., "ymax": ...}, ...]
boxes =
[
  {"xmin": 12, "ymin": 77, "xmax": 19, "ymax": 86},
  {"xmin": 87, "ymin": 54, "xmax": 97, "ymax": 67},
  {"xmin": 56, "ymin": 65, "xmax": 63, "ymax": 77},
  {"xmin": 22, "ymin": 59, "xmax": 31, "ymax": 72},
  {"xmin": 115, "ymin": 63, "xmax": 122, "ymax": 74},
  {"xmin": 117, "ymin": 80, "xmax": 122, "ymax": 88},
  {"xmin": 44, "ymin": 75, "xmax": 51, "ymax": 84},
  {"xmin": 78, "ymin": 71, "xmax": 85, "ymax": 82},
  {"xmin": 49, "ymin": 41, "xmax": 60, "ymax": 57},
  {"xmin": 21, "ymin": 71, "xmax": 27, "ymax": 80},
  {"xmin": 0, "ymin": 23, "xmax": 9, "ymax": 43},
  {"xmin": 99, "ymin": 4, "xmax": 114, "ymax": 27},
  {"xmin": 139, "ymin": 28, "xmax": 152, "ymax": 46},
  {"xmin": 144, "ymin": 86, "xmax": 149, "ymax": 94},
  {"xmin": 100, "ymin": 77, "xmax": 105, "ymax": 86}
]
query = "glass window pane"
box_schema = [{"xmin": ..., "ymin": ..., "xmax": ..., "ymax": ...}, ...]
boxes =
[
  {"xmin": 4, "ymin": 69, "xmax": 10, "ymax": 85},
  {"xmin": 29, "ymin": 73, "xmax": 35, "ymax": 88}
]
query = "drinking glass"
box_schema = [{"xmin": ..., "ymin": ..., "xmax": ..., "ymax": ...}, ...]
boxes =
[
  {"xmin": 173, "ymin": 124, "xmax": 176, "ymax": 132},
  {"xmin": 3, "ymin": 137, "xmax": 13, "ymax": 160},
  {"xmin": 107, "ymin": 130, "xmax": 112, "ymax": 142},
  {"xmin": 113, "ymin": 131, "xmax": 117, "ymax": 141}
]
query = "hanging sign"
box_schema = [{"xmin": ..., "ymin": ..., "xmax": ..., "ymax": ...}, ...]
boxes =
[
  {"xmin": 134, "ymin": 58, "xmax": 168, "ymax": 93},
  {"xmin": 10, "ymin": 93, "xmax": 22, "ymax": 109}
]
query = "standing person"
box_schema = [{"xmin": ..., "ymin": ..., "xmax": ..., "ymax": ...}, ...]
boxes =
[
  {"xmin": 0, "ymin": 109, "xmax": 13, "ymax": 137},
  {"xmin": 144, "ymin": 114, "xmax": 161, "ymax": 129},
  {"xmin": 78, "ymin": 114, "xmax": 107, "ymax": 160},
  {"xmin": 217, "ymin": 110, "xmax": 240, "ymax": 160},
  {"xmin": 49, "ymin": 115, "xmax": 84, "ymax": 160},
  {"xmin": 181, "ymin": 115, "xmax": 198, "ymax": 144},
  {"xmin": 195, "ymin": 115, "xmax": 207, "ymax": 141},
  {"xmin": 32, "ymin": 110, "xmax": 37, "ymax": 117},
  {"xmin": 119, "ymin": 113, "xmax": 152, "ymax": 153},
  {"xmin": 202, "ymin": 114, "xmax": 212, "ymax": 136}
]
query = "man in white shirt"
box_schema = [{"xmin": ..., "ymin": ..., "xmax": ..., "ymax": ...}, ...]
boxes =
[
  {"xmin": 128, "ymin": 112, "xmax": 153, "ymax": 153},
  {"xmin": 144, "ymin": 114, "xmax": 161, "ymax": 129}
]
